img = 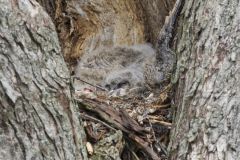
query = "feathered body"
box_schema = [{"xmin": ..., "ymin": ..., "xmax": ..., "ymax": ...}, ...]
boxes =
[{"xmin": 74, "ymin": 44, "xmax": 164, "ymax": 94}]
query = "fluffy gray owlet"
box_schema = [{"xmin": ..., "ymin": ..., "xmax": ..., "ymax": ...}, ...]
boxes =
[{"xmin": 74, "ymin": 44, "xmax": 164, "ymax": 95}]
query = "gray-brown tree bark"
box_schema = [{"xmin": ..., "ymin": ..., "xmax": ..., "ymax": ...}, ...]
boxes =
[
  {"xmin": 2, "ymin": 0, "xmax": 240, "ymax": 160},
  {"xmin": 0, "ymin": 0, "xmax": 87, "ymax": 159},
  {"xmin": 169, "ymin": 0, "xmax": 240, "ymax": 159}
]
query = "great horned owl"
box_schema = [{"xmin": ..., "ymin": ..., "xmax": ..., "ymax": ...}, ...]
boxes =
[{"xmin": 74, "ymin": 44, "xmax": 164, "ymax": 95}]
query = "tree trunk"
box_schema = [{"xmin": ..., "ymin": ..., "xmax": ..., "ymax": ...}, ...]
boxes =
[
  {"xmin": 36, "ymin": 0, "xmax": 175, "ymax": 62},
  {"xmin": 169, "ymin": 0, "xmax": 240, "ymax": 159},
  {"xmin": 0, "ymin": 0, "xmax": 87, "ymax": 159}
]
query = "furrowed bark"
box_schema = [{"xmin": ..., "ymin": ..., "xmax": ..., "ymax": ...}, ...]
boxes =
[
  {"xmin": 0, "ymin": 0, "xmax": 87, "ymax": 159},
  {"xmin": 169, "ymin": 0, "xmax": 240, "ymax": 159}
]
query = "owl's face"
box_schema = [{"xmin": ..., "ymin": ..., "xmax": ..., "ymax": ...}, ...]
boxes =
[{"xmin": 101, "ymin": 67, "xmax": 147, "ymax": 97}]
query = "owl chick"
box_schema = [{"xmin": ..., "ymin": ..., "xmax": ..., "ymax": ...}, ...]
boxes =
[{"xmin": 74, "ymin": 44, "xmax": 164, "ymax": 96}]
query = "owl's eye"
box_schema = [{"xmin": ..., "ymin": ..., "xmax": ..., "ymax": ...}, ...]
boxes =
[
  {"xmin": 87, "ymin": 63, "xmax": 93, "ymax": 68},
  {"xmin": 116, "ymin": 80, "xmax": 130, "ymax": 89},
  {"xmin": 105, "ymin": 84, "xmax": 111, "ymax": 90}
]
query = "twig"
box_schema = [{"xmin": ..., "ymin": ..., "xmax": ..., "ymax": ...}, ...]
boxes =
[
  {"xmin": 81, "ymin": 113, "xmax": 117, "ymax": 131},
  {"xmin": 130, "ymin": 135, "xmax": 161, "ymax": 160},
  {"xmin": 152, "ymin": 104, "xmax": 171, "ymax": 110},
  {"xmin": 73, "ymin": 76, "xmax": 108, "ymax": 91},
  {"xmin": 148, "ymin": 115, "xmax": 164, "ymax": 120},
  {"xmin": 125, "ymin": 143, "xmax": 141, "ymax": 160},
  {"xmin": 158, "ymin": 143, "xmax": 168, "ymax": 156},
  {"xmin": 150, "ymin": 120, "xmax": 172, "ymax": 129},
  {"xmin": 77, "ymin": 98, "xmax": 160, "ymax": 160},
  {"xmin": 147, "ymin": 117, "xmax": 157, "ymax": 142},
  {"xmin": 130, "ymin": 150, "xmax": 140, "ymax": 160}
]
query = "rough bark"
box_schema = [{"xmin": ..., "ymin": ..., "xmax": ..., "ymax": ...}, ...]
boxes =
[
  {"xmin": 0, "ymin": 0, "xmax": 87, "ymax": 159},
  {"xmin": 169, "ymin": 0, "xmax": 240, "ymax": 159}
]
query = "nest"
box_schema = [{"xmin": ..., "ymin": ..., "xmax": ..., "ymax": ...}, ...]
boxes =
[{"xmin": 74, "ymin": 83, "xmax": 173, "ymax": 160}]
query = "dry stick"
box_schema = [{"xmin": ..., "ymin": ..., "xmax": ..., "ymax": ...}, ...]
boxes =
[
  {"xmin": 79, "ymin": 99, "xmax": 132, "ymax": 133},
  {"xmin": 81, "ymin": 113, "xmax": 117, "ymax": 131},
  {"xmin": 126, "ymin": 144, "xmax": 141, "ymax": 160},
  {"xmin": 147, "ymin": 117, "xmax": 157, "ymax": 142},
  {"xmin": 147, "ymin": 117, "xmax": 169, "ymax": 156},
  {"xmin": 73, "ymin": 76, "xmax": 108, "ymax": 91},
  {"xmin": 148, "ymin": 115, "xmax": 164, "ymax": 120},
  {"xmin": 130, "ymin": 135, "xmax": 160, "ymax": 160},
  {"xmin": 148, "ymin": 115, "xmax": 172, "ymax": 128},
  {"xmin": 77, "ymin": 98, "xmax": 160, "ymax": 160},
  {"xmin": 152, "ymin": 104, "xmax": 171, "ymax": 111},
  {"xmin": 150, "ymin": 120, "xmax": 172, "ymax": 129},
  {"xmin": 130, "ymin": 150, "xmax": 140, "ymax": 160}
]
